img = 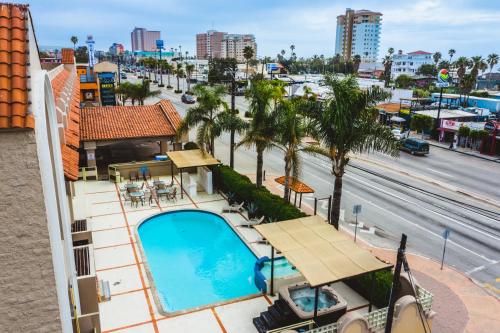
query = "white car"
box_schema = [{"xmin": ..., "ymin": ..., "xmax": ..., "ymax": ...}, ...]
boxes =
[{"xmin": 392, "ymin": 129, "xmax": 403, "ymax": 140}]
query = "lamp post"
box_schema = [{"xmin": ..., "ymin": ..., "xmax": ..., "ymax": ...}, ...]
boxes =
[
  {"xmin": 224, "ymin": 60, "xmax": 237, "ymax": 168},
  {"xmin": 179, "ymin": 45, "xmax": 182, "ymax": 61},
  {"xmin": 156, "ymin": 39, "xmax": 165, "ymax": 87}
]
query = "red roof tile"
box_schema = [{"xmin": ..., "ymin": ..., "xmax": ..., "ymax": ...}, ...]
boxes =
[
  {"xmin": 80, "ymin": 100, "xmax": 181, "ymax": 141},
  {"xmin": 61, "ymin": 48, "xmax": 74, "ymax": 64},
  {"xmin": 0, "ymin": 3, "xmax": 31, "ymax": 129},
  {"xmin": 408, "ymin": 50, "xmax": 432, "ymax": 55},
  {"xmin": 61, "ymin": 144, "xmax": 79, "ymax": 181}
]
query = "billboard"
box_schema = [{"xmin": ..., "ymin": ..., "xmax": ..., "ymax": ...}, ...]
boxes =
[{"xmin": 266, "ymin": 63, "xmax": 282, "ymax": 74}]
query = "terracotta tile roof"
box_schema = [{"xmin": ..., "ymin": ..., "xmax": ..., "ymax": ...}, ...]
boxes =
[
  {"xmin": 377, "ymin": 103, "xmax": 401, "ymax": 114},
  {"xmin": 0, "ymin": 3, "xmax": 32, "ymax": 129},
  {"xmin": 61, "ymin": 48, "xmax": 74, "ymax": 64},
  {"xmin": 61, "ymin": 144, "xmax": 79, "ymax": 180},
  {"xmin": 80, "ymin": 100, "xmax": 181, "ymax": 141},
  {"xmin": 51, "ymin": 68, "xmax": 70, "ymax": 102},
  {"xmin": 275, "ymin": 176, "xmax": 315, "ymax": 194}
]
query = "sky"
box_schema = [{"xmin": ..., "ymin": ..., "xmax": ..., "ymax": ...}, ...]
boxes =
[{"xmin": 17, "ymin": 0, "xmax": 500, "ymax": 61}]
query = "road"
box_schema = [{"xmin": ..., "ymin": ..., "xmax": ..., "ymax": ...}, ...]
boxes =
[{"xmin": 126, "ymin": 74, "xmax": 500, "ymax": 297}]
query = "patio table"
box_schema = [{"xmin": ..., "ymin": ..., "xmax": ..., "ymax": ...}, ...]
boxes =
[
  {"xmin": 125, "ymin": 183, "xmax": 139, "ymax": 189},
  {"xmin": 157, "ymin": 188, "xmax": 171, "ymax": 201}
]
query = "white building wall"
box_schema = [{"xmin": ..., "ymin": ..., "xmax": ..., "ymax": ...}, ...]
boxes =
[{"xmin": 391, "ymin": 53, "xmax": 433, "ymax": 78}]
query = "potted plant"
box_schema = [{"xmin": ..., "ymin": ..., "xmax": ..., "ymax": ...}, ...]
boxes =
[
  {"xmin": 227, "ymin": 192, "xmax": 237, "ymax": 205},
  {"xmin": 247, "ymin": 202, "xmax": 258, "ymax": 219}
]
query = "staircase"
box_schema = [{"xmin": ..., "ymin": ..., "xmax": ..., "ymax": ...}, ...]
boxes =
[{"xmin": 253, "ymin": 299, "xmax": 301, "ymax": 333}]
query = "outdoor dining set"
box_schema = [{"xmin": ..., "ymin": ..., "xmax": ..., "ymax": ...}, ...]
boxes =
[{"xmin": 120, "ymin": 174, "xmax": 177, "ymax": 207}]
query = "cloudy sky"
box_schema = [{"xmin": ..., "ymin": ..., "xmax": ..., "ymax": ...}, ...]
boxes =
[{"xmin": 18, "ymin": 0, "xmax": 500, "ymax": 60}]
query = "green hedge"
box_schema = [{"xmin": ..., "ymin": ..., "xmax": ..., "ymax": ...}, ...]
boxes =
[
  {"xmin": 215, "ymin": 165, "xmax": 307, "ymax": 221},
  {"xmin": 345, "ymin": 269, "xmax": 393, "ymax": 308}
]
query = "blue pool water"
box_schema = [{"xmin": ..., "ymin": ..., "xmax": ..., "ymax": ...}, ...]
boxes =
[
  {"xmin": 138, "ymin": 210, "xmax": 260, "ymax": 312},
  {"xmin": 261, "ymin": 257, "xmax": 298, "ymax": 279}
]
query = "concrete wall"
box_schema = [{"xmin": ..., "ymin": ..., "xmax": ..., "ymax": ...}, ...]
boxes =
[{"xmin": 0, "ymin": 130, "xmax": 63, "ymax": 332}]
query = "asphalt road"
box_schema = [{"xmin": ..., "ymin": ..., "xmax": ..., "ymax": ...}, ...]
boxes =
[{"xmin": 127, "ymin": 74, "xmax": 500, "ymax": 297}]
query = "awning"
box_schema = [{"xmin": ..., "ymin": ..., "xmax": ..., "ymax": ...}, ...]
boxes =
[
  {"xmin": 255, "ymin": 216, "xmax": 391, "ymax": 287},
  {"xmin": 166, "ymin": 149, "xmax": 220, "ymax": 169},
  {"xmin": 274, "ymin": 176, "xmax": 314, "ymax": 194},
  {"xmin": 390, "ymin": 116, "xmax": 406, "ymax": 123}
]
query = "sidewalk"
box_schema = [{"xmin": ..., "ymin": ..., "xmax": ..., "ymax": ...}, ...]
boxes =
[{"xmin": 256, "ymin": 172, "xmax": 500, "ymax": 333}]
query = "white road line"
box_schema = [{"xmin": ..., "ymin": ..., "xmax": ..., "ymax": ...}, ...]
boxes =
[
  {"xmin": 346, "ymin": 173, "xmax": 500, "ymax": 241},
  {"xmin": 344, "ymin": 188, "xmax": 495, "ymax": 263},
  {"xmin": 427, "ymin": 168, "xmax": 455, "ymax": 178},
  {"xmin": 466, "ymin": 265, "xmax": 486, "ymax": 274}
]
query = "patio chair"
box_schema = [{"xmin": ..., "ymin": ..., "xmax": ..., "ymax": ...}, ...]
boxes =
[
  {"xmin": 167, "ymin": 187, "xmax": 177, "ymax": 202},
  {"xmin": 129, "ymin": 170, "xmax": 138, "ymax": 182},
  {"xmin": 240, "ymin": 215, "xmax": 265, "ymax": 228},
  {"xmin": 130, "ymin": 195, "xmax": 142, "ymax": 208},
  {"xmin": 143, "ymin": 191, "xmax": 153, "ymax": 206},
  {"xmin": 222, "ymin": 202, "xmax": 244, "ymax": 213},
  {"xmin": 122, "ymin": 192, "xmax": 131, "ymax": 203}
]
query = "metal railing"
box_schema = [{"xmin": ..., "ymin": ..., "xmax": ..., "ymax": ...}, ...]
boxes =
[
  {"xmin": 267, "ymin": 320, "xmax": 315, "ymax": 333},
  {"xmin": 73, "ymin": 244, "xmax": 95, "ymax": 277}
]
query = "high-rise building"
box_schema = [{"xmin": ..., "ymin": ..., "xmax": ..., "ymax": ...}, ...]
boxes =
[
  {"xmin": 335, "ymin": 8, "xmax": 382, "ymax": 63},
  {"xmin": 130, "ymin": 27, "xmax": 160, "ymax": 52},
  {"xmin": 221, "ymin": 34, "xmax": 257, "ymax": 63},
  {"xmin": 196, "ymin": 30, "xmax": 257, "ymax": 62},
  {"xmin": 109, "ymin": 42, "xmax": 124, "ymax": 55}
]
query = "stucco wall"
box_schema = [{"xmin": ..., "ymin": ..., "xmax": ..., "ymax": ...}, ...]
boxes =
[{"xmin": 0, "ymin": 130, "xmax": 63, "ymax": 332}]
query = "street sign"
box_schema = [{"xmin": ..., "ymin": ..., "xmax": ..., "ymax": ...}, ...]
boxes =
[
  {"xmin": 441, "ymin": 228, "xmax": 450, "ymax": 269},
  {"xmin": 353, "ymin": 204, "xmax": 362, "ymax": 215},
  {"xmin": 442, "ymin": 228, "xmax": 450, "ymax": 239},
  {"xmin": 156, "ymin": 39, "xmax": 164, "ymax": 49}
]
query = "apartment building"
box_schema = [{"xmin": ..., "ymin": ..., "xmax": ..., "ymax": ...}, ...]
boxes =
[
  {"xmin": 109, "ymin": 42, "xmax": 124, "ymax": 55},
  {"xmin": 196, "ymin": 30, "xmax": 257, "ymax": 62},
  {"xmin": 391, "ymin": 50, "xmax": 434, "ymax": 79},
  {"xmin": 335, "ymin": 8, "xmax": 382, "ymax": 63},
  {"xmin": 130, "ymin": 27, "xmax": 160, "ymax": 52}
]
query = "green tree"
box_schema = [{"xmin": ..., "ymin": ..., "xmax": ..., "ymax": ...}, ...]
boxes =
[
  {"xmin": 410, "ymin": 114, "xmax": 433, "ymax": 139},
  {"xmin": 433, "ymin": 52, "xmax": 442, "ymax": 68},
  {"xmin": 70, "ymin": 36, "xmax": 78, "ymax": 51},
  {"xmin": 438, "ymin": 60, "xmax": 450, "ymax": 70},
  {"xmin": 395, "ymin": 74, "xmax": 413, "ymax": 88},
  {"xmin": 114, "ymin": 81, "xmax": 160, "ymax": 105},
  {"xmin": 74, "ymin": 46, "xmax": 88, "ymax": 63},
  {"xmin": 185, "ymin": 63, "xmax": 195, "ymax": 93},
  {"xmin": 237, "ymin": 80, "xmax": 277, "ymax": 187},
  {"xmin": 417, "ymin": 64, "xmax": 437, "ymax": 77},
  {"xmin": 458, "ymin": 126, "xmax": 470, "ymax": 147},
  {"xmin": 177, "ymin": 85, "xmax": 228, "ymax": 155},
  {"xmin": 243, "ymin": 46, "xmax": 255, "ymax": 80},
  {"xmin": 175, "ymin": 63, "xmax": 185, "ymax": 92},
  {"xmin": 352, "ymin": 54, "xmax": 362, "ymax": 73},
  {"xmin": 486, "ymin": 53, "xmax": 499, "ymax": 88},
  {"xmin": 448, "ymin": 49, "xmax": 456, "ymax": 62},
  {"xmin": 382, "ymin": 48, "xmax": 394, "ymax": 87},
  {"xmin": 307, "ymin": 75, "xmax": 399, "ymax": 228}
]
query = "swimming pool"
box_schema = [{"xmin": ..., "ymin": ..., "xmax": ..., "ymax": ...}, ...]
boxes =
[
  {"xmin": 137, "ymin": 210, "xmax": 260, "ymax": 313},
  {"xmin": 261, "ymin": 257, "xmax": 297, "ymax": 279}
]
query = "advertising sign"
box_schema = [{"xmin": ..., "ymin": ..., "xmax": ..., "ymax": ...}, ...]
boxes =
[
  {"xmin": 156, "ymin": 39, "xmax": 164, "ymax": 50},
  {"xmin": 98, "ymin": 72, "xmax": 116, "ymax": 106},
  {"xmin": 266, "ymin": 63, "xmax": 281, "ymax": 74},
  {"xmin": 441, "ymin": 119, "xmax": 460, "ymax": 131},
  {"xmin": 436, "ymin": 68, "xmax": 450, "ymax": 88},
  {"xmin": 86, "ymin": 35, "xmax": 95, "ymax": 68},
  {"xmin": 484, "ymin": 121, "xmax": 497, "ymax": 134}
]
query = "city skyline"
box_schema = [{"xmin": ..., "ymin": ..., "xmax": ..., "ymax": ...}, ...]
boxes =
[{"xmin": 12, "ymin": 0, "xmax": 500, "ymax": 60}]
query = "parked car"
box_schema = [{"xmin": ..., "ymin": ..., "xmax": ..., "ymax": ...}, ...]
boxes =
[
  {"xmin": 235, "ymin": 87, "xmax": 246, "ymax": 96},
  {"xmin": 400, "ymin": 138, "xmax": 429, "ymax": 155},
  {"xmin": 181, "ymin": 94, "xmax": 195, "ymax": 104},
  {"xmin": 120, "ymin": 73, "xmax": 127, "ymax": 79},
  {"xmin": 392, "ymin": 128, "xmax": 403, "ymax": 140}
]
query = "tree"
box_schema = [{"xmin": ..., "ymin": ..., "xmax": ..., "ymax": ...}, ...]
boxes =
[
  {"xmin": 177, "ymin": 85, "xmax": 228, "ymax": 155},
  {"xmin": 237, "ymin": 80, "xmax": 277, "ymax": 187},
  {"xmin": 417, "ymin": 64, "xmax": 437, "ymax": 77},
  {"xmin": 114, "ymin": 81, "xmax": 160, "ymax": 105},
  {"xmin": 433, "ymin": 52, "xmax": 442, "ymax": 68},
  {"xmin": 243, "ymin": 46, "xmax": 255, "ymax": 80},
  {"xmin": 457, "ymin": 126, "xmax": 470, "ymax": 147},
  {"xmin": 75, "ymin": 46, "xmax": 88, "ymax": 63},
  {"xmin": 70, "ymin": 36, "xmax": 78, "ymax": 51},
  {"xmin": 307, "ymin": 75, "xmax": 399, "ymax": 228},
  {"xmin": 395, "ymin": 74, "xmax": 413, "ymax": 88},
  {"xmin": 470, "ymin": 56, "xmax": 487, "ymax": 90},
  {"xmin": 487, "ymin": 53, "xmax": 499, "ymax": 88},
  {"xmin": 410, "ymin": 114, "xmax": 433, "ymax": 139},
  {"xmin": 438, "ymin": 60, "xmax": 450, "ymax": 70},
  {"xmin": 352, "ymin": 55, "xmax": 361, "ymax": 73},
  {"xmin": 448, "ymin": 49, "xmax": 456, "ymax": 62},
  {"xmin": 175, "ymin": 62, "xmax": 185, "ymax": 92},
  {"xmin": 382, "ymin": 55, "xmax": 393, "ymax": 87},
  {"xmin": 185, "ymin": 63, "xmax": 195, "ymax": 93}
]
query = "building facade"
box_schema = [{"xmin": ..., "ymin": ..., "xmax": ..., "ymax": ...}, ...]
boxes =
[
  {"xmin": 196, "ymin": 30, "xmax": 257, "ymax": 62},
  {"xmin": 335, "ymin": 8, "xmax": 382, "ymax": 63},
  {"xmin": 130, "ymin": 27, "xmax": 160, "ymax": 52},
  {"xmin": 391, "ymin": 50, "xmax": 433, "ymax": 79},
  {"xmin": 109, "ymin": 42, "xmax": 124, "ymax": 55}
]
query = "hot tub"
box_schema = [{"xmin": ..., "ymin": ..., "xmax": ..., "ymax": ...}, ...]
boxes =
[{"xmin": 279, "ymin": 282, "xmax": 347, "ymax": 323}]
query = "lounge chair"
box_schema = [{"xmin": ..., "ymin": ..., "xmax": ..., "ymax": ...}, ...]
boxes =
[
  {"xmin": 240, "ymin": 215, "xmax": 265, "ymax": 228},
  {"xmin": 222, "ymin": 202, "xmax": 244, "ymax": 213}
]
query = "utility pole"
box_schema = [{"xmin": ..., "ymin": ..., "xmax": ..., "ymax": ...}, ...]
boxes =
[{"xmin": 385, "ymin": 234, "xmax": 407, "ymax": 333}]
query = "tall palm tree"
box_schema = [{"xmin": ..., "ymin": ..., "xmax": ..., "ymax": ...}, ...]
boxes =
[
  {"xmin": 218, "ymin": 104, "xmax": 248, "ymax": 169},
  {"xmin": 177, "ymin": 85, "xmax": 228, "ymax": 155},
  {"xmin": 382, "ymin": 54, "xmax": 392, "ymax": 88},
  {"xmin": 175, "ymin": 63, "xmax": 185, "ymax": 92},
  {"xmin": 271, "ymin": 99, "xmax": 312, "ymax": 202},
  {"xmin": 135, "ymin": 80, "xmax": 161, "ymax": 105},
  {"xmin": 70, "ymin": 36, "xmax": 78, "ymax": 51},
  {"xmin": 185, "ymin": 63, "xmax": 195, "ymax": 93},
  {"xmin": 448, "ymin": 49, "xmax": 456, "ymax": 62},
  {"xmin": 352, "ymin": 55, "xmax": 362, "ymax": 73},
  {"xmin": 470, "ymin": 56, "xmax": 487, "ymax": 89},
  {"xmin": 243, "ymin": 46, "xmax": 255, "ymax": 80},
  {"xmin": 307, "ymin": 75, "xmax": 400, "ymax": 228},
  {"xmin": 237, "ymin": 80, "xmax": 277, "ymax": 187},
  {"xmin": 433, "ymin": 52, "xmax": 442, "ymax": 68},
  {"xmin": 162, "ymin": 62, "xmax": 173, "ymax": 88},
  {"xmin": 487, "ymin": 53, "xmax": 499, "ymax": 88}
]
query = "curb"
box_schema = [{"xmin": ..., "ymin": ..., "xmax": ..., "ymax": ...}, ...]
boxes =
[{"xmin": 426, "ymin": 141, "xmax": 500, "ymax": 164}]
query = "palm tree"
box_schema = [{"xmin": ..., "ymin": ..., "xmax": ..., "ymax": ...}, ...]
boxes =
[
  {"xmin": 243, "ymin": 46, "xmax": 255, "ymax": 80},
  {"xmin": 218, "ymin": 104, "xmax": 248, "ymax": 169},
  {"xmin": 175, "ymin": 63, "xmax": 185, "ymax": 92},
  {"xmin": 135, "ymin": 80, "xmax": 161, "ymax": 105},
  {"xmin": 352, "ymin": 55, "xmax": 361, "ymax": 73},
  {"xmin": 448, "ymin": 49, "xmax": 456, "ymax": 62},
  {"xmin": 307, "ymin": 75, "xmax": 400, "ymax": 228},
  {"xmin": 70, "ymin": 36, "xmax": 78, "ymax": 51},
  {"xmin": 433, "ymin": 52, "xmax": 442, "ymax": 68},
  {"xmin": 185, "ymin": 63, "xmax": 195, "ymax": 93},
  {"xmin": 487, "ymin": 53, "xmax": 499, "ymax": 88},
  {"xmin": 237, "ymin": 80, "xmax": 277, "ymax": 187},
  {"xmin": 470, "ymin": 56, "xmax": 487, "ymax": 89},
  {"xmin": 162, "ymin": 62, "xmax": 173, "ymax": 88},
  {"xmin": 271, "ymin": 99, "xmax": 312, "ymax": 202},
  {"xmin": 382, "ymin": 54, "xmax": 393, "ymax": 88},
  {"xmin": 177, "ymin": 85, "xmax": 228, "ymax": 155}
]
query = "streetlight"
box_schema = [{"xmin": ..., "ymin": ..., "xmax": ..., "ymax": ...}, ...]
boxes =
[{"xmin": 179, "ymin": 45, "xmax": 182, "ymax": 61}]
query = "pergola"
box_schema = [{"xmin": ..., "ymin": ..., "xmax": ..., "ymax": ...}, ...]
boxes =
[
  {"xmin": 255, "ymin": 216, "xmax": 392, "ymax": 319},
  {"xmin": 274, "ymin": 176, "xmax": 314, "ymax": 208},
  {"xmin": 166, "ymin": 149, "xmax": 221, "ymax": 198}
]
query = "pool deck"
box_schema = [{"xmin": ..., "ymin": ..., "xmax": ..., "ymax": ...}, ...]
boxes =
[{"xmin": 73, "ymin": 175, "xmax": 374, "ymax": 333}]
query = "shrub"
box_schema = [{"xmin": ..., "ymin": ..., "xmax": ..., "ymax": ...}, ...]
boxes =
[
  {"xmin": 215, "ymin": 165, "xmax": 306, "ymax": 221},
  {"xmin": 183, "ymin": 142, "xmax": 199, "ymax": 150},
  {"xmin": 174, "ymin": 89, "xmax": 182, "ymax": 94},
  {"xmin": 345, "ymin": 269, "xmax": 393, "ymax": 308},
  {"xmin": 395, "ymin": 74, "xmax": 413, "ymax": 89},
  {"xmin": 469, "ymin": 90, "xmax": 489, "ymax": 98},
  {"xmin": 244, "ymin": 111, "xmax": 253, "ymax": 118}
]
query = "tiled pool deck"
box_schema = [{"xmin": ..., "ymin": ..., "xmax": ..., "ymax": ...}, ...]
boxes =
[{"xmin": 73, "ymin": 176, "xmax": 276, "ymax": 333}]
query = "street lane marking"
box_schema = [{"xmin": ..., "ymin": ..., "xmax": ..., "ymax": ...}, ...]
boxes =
[
  {"xmin": 465, "ymin": 265, "xmax": 485, "ymax": 274},
  {"xmin": 427, "ymin": 168, "xmax": 455, "ymax": 178},
  {"xmin": 343, "ymin": 188, "xmax": 496, "ymax": 263}
]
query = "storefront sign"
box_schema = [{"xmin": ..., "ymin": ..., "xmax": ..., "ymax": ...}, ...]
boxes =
[
  {"xmin": 484, "ymin": 121, "xmax": 497, "ymax": 134},
  {"xmin": 441, "ymin": 119, "xmax": 460, "ymax": 131},
  {"xmin": 98, "ymin": 72, "xmax": 116, "ymax": 106}
]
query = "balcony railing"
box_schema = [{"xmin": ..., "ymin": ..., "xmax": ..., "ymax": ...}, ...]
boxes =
[{"xmin": 73, "ymin": 244, "xmax": 95, "ymax": 277}]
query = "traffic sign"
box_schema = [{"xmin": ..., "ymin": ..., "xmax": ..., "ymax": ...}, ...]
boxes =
[
  {"xmin": 353, "ymin": 204, "xmax": 362, "ymax": 215},
  {"xmin": 442, "ymin": 228, "xmax": 451, "ymax": 239}
]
